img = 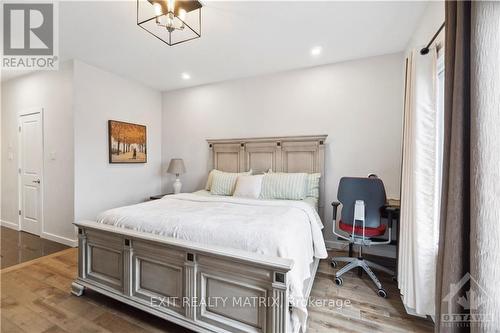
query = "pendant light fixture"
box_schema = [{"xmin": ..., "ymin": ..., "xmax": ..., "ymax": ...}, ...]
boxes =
[{"xmin": 137, "ymin": 0, "xmax": 202, "ymax": 46}]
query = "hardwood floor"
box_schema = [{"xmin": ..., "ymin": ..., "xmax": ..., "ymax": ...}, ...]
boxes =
[
  {"xmin": 0, "ymin": 227, "xmax": 69, "ymax": 269},
  {"xmin": 0, "ymin": 248, "xmax": 434, "ymax": 332}
]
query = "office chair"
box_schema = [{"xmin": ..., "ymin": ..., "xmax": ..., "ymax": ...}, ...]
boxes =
[{"xmin": 330, "ymin": 177, "xmax": 394, "ymax": 298}]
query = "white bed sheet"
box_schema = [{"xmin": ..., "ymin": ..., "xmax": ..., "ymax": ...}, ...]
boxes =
[
  {"xmin": 97, "ymin": 193, "xmax": 327, "ymax": 333},
  {"xmin": 192, "ymin": 189, "xmax": 319, "ymax": 211}
]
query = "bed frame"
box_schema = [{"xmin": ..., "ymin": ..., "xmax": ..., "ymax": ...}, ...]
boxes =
[{"xmin": 72, "ymin": 135, "xmax": 327, "ymax": 333}]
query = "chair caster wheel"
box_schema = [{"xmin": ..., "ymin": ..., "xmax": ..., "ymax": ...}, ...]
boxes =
[
  {"xmin": 377, "ymin": 289, "xmax": 387, "ymax": 298},
  {"xmin": 334, "ymin": 277, "xmax": 343, "ymax": 286},
  {"xmin": 330, "ymin": 260, "xmax": 337, "ymax": 268}
]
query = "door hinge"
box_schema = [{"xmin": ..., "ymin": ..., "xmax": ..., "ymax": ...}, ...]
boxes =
[
  {"xmin": 18, "ymin": 168, "xmax": 21, "ymax": 174},
  {"xmin": 18, "ymin": 126, "xmax": 21, "ymax": 132},
  {"xmin": 19, "ymin": 210, "xmax": 21, "ymax": 216}
]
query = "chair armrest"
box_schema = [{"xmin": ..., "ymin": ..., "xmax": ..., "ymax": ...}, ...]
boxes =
[
  {"xmin": 331, "ymin": 201, "xmax": 341, "ymax": 221},
  {"xmin": 331, "ymin": 201, "xmax": 351, "ymax": 242}
]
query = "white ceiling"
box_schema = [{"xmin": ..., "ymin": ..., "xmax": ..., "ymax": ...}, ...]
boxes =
[{"xmin": 2, "ymin": 1, "xmax": 428, "ymax": 91}]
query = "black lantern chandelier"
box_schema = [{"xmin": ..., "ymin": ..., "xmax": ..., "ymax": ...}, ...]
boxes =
[{"xmin": 137, "ymin": 0, "xmax": 202, "ymax": 46}]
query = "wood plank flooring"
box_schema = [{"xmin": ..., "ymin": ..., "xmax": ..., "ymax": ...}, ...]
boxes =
[
  {"xmin": 0, "ymin": 227, "xmax": 69, "ymax": 269},
  {"xmin": 0, "ymin": 248, "xmax": 434, "ymax": 332}
]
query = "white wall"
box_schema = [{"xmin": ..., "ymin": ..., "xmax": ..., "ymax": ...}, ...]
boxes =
[
  {"xmin": 407, "ymin": 1, "xmax": 444, "ymax": 50},
  {"xmin": 161, "ymin": 53, "xmax": 405, "ymax": 244},
  {"xmin": 1, "ymin": 62, "xmax": 75, "ymax": 245},
  {"xmin": 1, "ymin": 60, "xmax": 163, "ymax": 245},
  {"xmin": 73, "ymin": 61, "xmax": 162, "ymax": 221}
]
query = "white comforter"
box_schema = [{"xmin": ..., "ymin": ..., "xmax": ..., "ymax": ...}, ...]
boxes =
[{"xmin": 97, "ymin": 193, "xmax": 328, "ymax": 332}]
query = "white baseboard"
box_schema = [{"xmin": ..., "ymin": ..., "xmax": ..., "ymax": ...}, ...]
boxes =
[
  {"xmin": 41, "ymin": 231, "xmax": 77, "ymax": 247},
  {"xmin": 325, "ymin": 239, "xmax": 396, "ymax": 259},
  {"xmin": 1, "ymin": 219, "xmax": 20, "ymax": 231},
  {"xmin": 1, "ymin": 220, "xmax": 77, "ymax": 247}
]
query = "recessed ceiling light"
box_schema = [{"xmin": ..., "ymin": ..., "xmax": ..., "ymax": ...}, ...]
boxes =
[
  {"xmin": 311, "ymin": 46, "xmax": 322, "ymax": 56},
  {"xmin": 181, "ymin": 72, "xmax": 191, "ymax": 80}
]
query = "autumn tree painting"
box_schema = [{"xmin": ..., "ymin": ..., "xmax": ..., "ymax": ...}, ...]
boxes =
[{"xmin": 108, "ymin": 120, "xmax": 147, "ymax": 163}]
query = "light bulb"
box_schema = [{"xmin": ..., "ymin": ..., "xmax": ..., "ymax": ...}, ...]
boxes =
[
  {"xmin": 178, "ymin": 8, "xmax": 186, "ymax": 21},
  {"xmin": 167, "ymin": 0, "xmax": 175, "ymax": 13},
  {"xmin": 166, "ymin": 15, "xmax": 173, "ymax": 27},
  {"xmin": 153, "ymin": 3, "xmax": 162, "ymax": 16}
]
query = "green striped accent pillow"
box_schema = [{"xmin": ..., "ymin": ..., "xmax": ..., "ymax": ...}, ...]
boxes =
[
  {"xmin": 306, "ymin": 173, "xmax": 321, "ymax": 199},
  {"xmin": 210, "ymin": 170, "xmax": 251, "ymax": 196},
  {"xmin": 260, "ymin": 173, "xmax": 308, "ymax": 200},
  {"xmin": 205, "ymin": 169, "xmax": 251, "ymax": 191}
]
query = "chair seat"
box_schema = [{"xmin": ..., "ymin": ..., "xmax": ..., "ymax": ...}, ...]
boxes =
[{"xmin": 339, "ymin": 220, "xmax": 386, "ymax": 237}]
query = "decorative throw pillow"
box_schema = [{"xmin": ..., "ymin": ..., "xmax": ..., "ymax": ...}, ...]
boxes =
[
  {"xmin": 210, "ymin": 170, "xmax": 252, "ymax": 196},
  {"xmin": 306, "ymin": 173, "xmax": 321, "ymax": 199},
  {"xmin": 205, "ymin": 169, "xmax": 251, "ymax": 191},
  {"xmin": 233, "ymin": 175, "xmax": 264, "ymax": 199},
  {"xmin": 205, "ymin": 170, "xmax": 215, "ymax": 190},
  {"xmin": 260, "ymin": 173, "xmax": 308, "ymax": 200},
  {"xmin": 263, "ymin": 171, "xmax": 320, "ymax": 199}
]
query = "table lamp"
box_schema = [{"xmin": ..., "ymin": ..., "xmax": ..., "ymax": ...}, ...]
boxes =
[{"xmin": 167, "ymin": 158, "xmax": 186, "ymax": 194}]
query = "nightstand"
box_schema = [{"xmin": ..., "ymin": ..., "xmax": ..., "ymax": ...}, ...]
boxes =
[{"xmin": 149, "ymin": 193, "xmax": 173, "ymax": 200}]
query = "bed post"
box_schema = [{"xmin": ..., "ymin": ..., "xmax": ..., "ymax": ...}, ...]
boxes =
[
  {"xmin": 318, "ymin": 139, "xmax": 326, "ymax": 220},
  {"xmin": 77, "ymin": 228, "xmax": 87, "ymax": 279},
  {"xmin": 71, "ymin": 228, "xmax": 87, "ymax": 296},
  {"xmin": 208, "ymin": 143, "xmax": 214, "ymax": 171},
  {"xmin": 184, "ymin": 252, "xmax": 197, "ymax": 320},
  {"xmin": 275, "ymin": 140, "xmax": 283, "ymax": 172},
  {"xmin": 272, "ymin": 271, "xmax": 289, "ymax": 333},
  {"xmin": 123, "ymin": 238, "xmax": 133, "ymax": 297}
]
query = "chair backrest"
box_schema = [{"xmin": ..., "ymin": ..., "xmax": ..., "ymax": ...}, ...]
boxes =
[{"xmin": 337, "ymin": 177, "xmax": 387, "ymax": 228}]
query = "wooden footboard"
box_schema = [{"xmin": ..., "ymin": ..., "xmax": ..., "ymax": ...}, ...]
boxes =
[{"xmin": 72, "ymin": 220, "xmax": 294, "ymax": 333}]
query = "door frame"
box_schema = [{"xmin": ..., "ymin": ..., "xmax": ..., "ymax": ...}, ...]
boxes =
[{"xmin": 17, "ymin": 107, "xmax": 45, "ymax": 235}]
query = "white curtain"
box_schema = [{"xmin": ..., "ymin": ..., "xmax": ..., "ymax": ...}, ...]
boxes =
[{"xmin": 398, "ymin": 49, "xmax": 442, "ymax": 317}]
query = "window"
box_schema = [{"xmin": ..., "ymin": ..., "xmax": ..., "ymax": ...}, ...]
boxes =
[{"xmin": 434, "ymin": 51, "xmax": 445, "ymax": 240}]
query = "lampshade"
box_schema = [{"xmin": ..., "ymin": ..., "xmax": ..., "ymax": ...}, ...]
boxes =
[{"xmin": 167, "ymin": 158, "xmax": 186, "ymax": 175}]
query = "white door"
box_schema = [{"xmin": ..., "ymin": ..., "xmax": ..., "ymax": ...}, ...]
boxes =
[{"xmin": 19, "ymin": 112, "xmax": 43, "ymax": 235}]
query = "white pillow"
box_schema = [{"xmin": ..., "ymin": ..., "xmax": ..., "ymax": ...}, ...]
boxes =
[{"xmin": 233, "ymin": 175, "xmax": 264, "ymax": 199}]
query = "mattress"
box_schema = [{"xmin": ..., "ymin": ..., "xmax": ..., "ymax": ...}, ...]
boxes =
[{"xmin": 97, "ymin": 193, "xmax": 327, "ymax": 332}]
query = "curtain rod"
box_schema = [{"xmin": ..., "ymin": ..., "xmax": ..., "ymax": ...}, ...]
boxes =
[{"xmin": 420, "ymin": 22, "xmax": 445, "ymax": 55}]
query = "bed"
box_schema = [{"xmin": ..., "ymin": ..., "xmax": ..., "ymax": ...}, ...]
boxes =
[{"xmin": 71, "ymin": 135, "xmax": 328, "ymax": 333}]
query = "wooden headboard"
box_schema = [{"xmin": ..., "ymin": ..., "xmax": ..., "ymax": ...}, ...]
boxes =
[{"xmin": 207, "ymin": 135, "xmax": 328, "ymax": 212}]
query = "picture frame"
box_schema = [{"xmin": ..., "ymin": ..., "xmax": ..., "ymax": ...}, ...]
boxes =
[{"xmin": 108, "ymin": 120, "xmax": 147, "ymax": 163}]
